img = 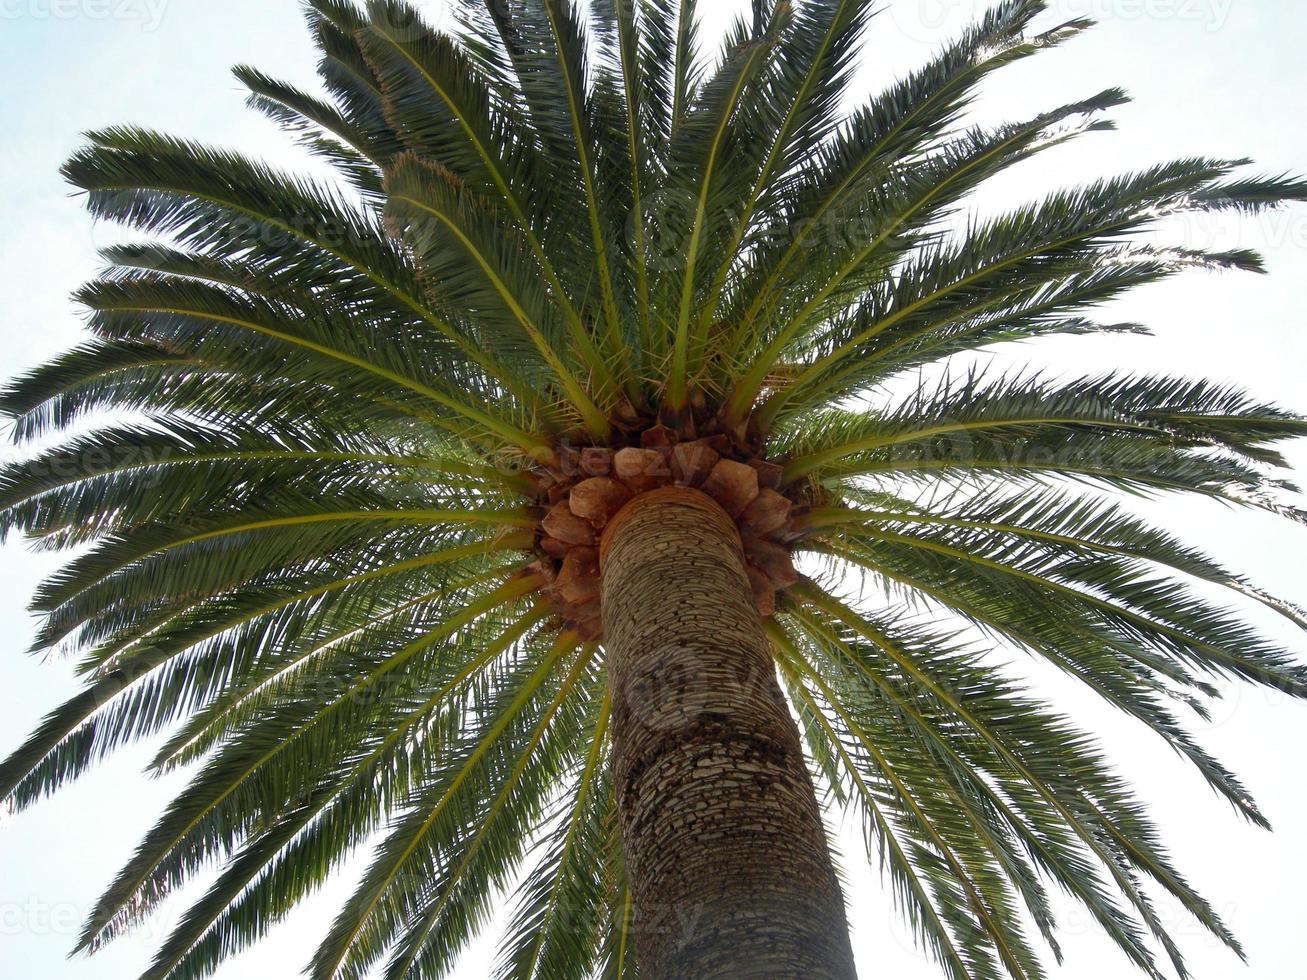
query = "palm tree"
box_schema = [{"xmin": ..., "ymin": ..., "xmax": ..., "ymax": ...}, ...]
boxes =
[{"xmin": 2, "ymin": 0, "xmax": 1305, "ymax": 976}]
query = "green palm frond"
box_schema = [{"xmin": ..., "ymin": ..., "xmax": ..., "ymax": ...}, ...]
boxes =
[
  {"xmin": 3, "ymin": 1, "xmax": 1305, "ymax": 979},
  {"xmin": 491, "ymin": 683, "xmax": 621, "ymax": 980}
]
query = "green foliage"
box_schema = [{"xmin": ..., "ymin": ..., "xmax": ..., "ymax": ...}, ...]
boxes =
[{"xmin": 1, "ymin": 1, "xmax": 1304, "ymax": 978}]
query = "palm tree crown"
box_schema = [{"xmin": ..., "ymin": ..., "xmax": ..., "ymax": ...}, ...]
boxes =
[{"xmin": 2, "ymin": 1, "xmax": 1306, "ymax": 978}]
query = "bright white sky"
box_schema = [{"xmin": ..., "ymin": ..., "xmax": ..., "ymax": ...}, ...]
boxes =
[{"xmin": 1, "ymin": 1, "xmax": 1305, "ymax": 978}]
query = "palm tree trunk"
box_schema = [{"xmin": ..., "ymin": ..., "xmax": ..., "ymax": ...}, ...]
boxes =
[{"xmin": 600, "ymin": 486, "xmax": 858, "ymax": 979}]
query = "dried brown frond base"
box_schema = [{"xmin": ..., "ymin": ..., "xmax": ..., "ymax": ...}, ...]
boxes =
[{"xmin": 525, "ymin": 414, "xmax": 809, "ymax": 640}]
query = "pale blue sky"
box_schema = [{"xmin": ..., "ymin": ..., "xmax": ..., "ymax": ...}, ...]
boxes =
[{"xmin": 2, "ymin": 2, "xmax": 1305, "ymax": 978}]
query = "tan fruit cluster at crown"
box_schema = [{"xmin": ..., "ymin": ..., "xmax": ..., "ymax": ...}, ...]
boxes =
[{"xmin": 525, "ymin": 422, "xmax": 810, "ymax": 641}]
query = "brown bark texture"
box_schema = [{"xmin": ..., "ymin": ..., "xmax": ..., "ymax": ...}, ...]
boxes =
[{"xmin": 600, "ymin": 487, "xmax": 858, "ymax": 980}]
